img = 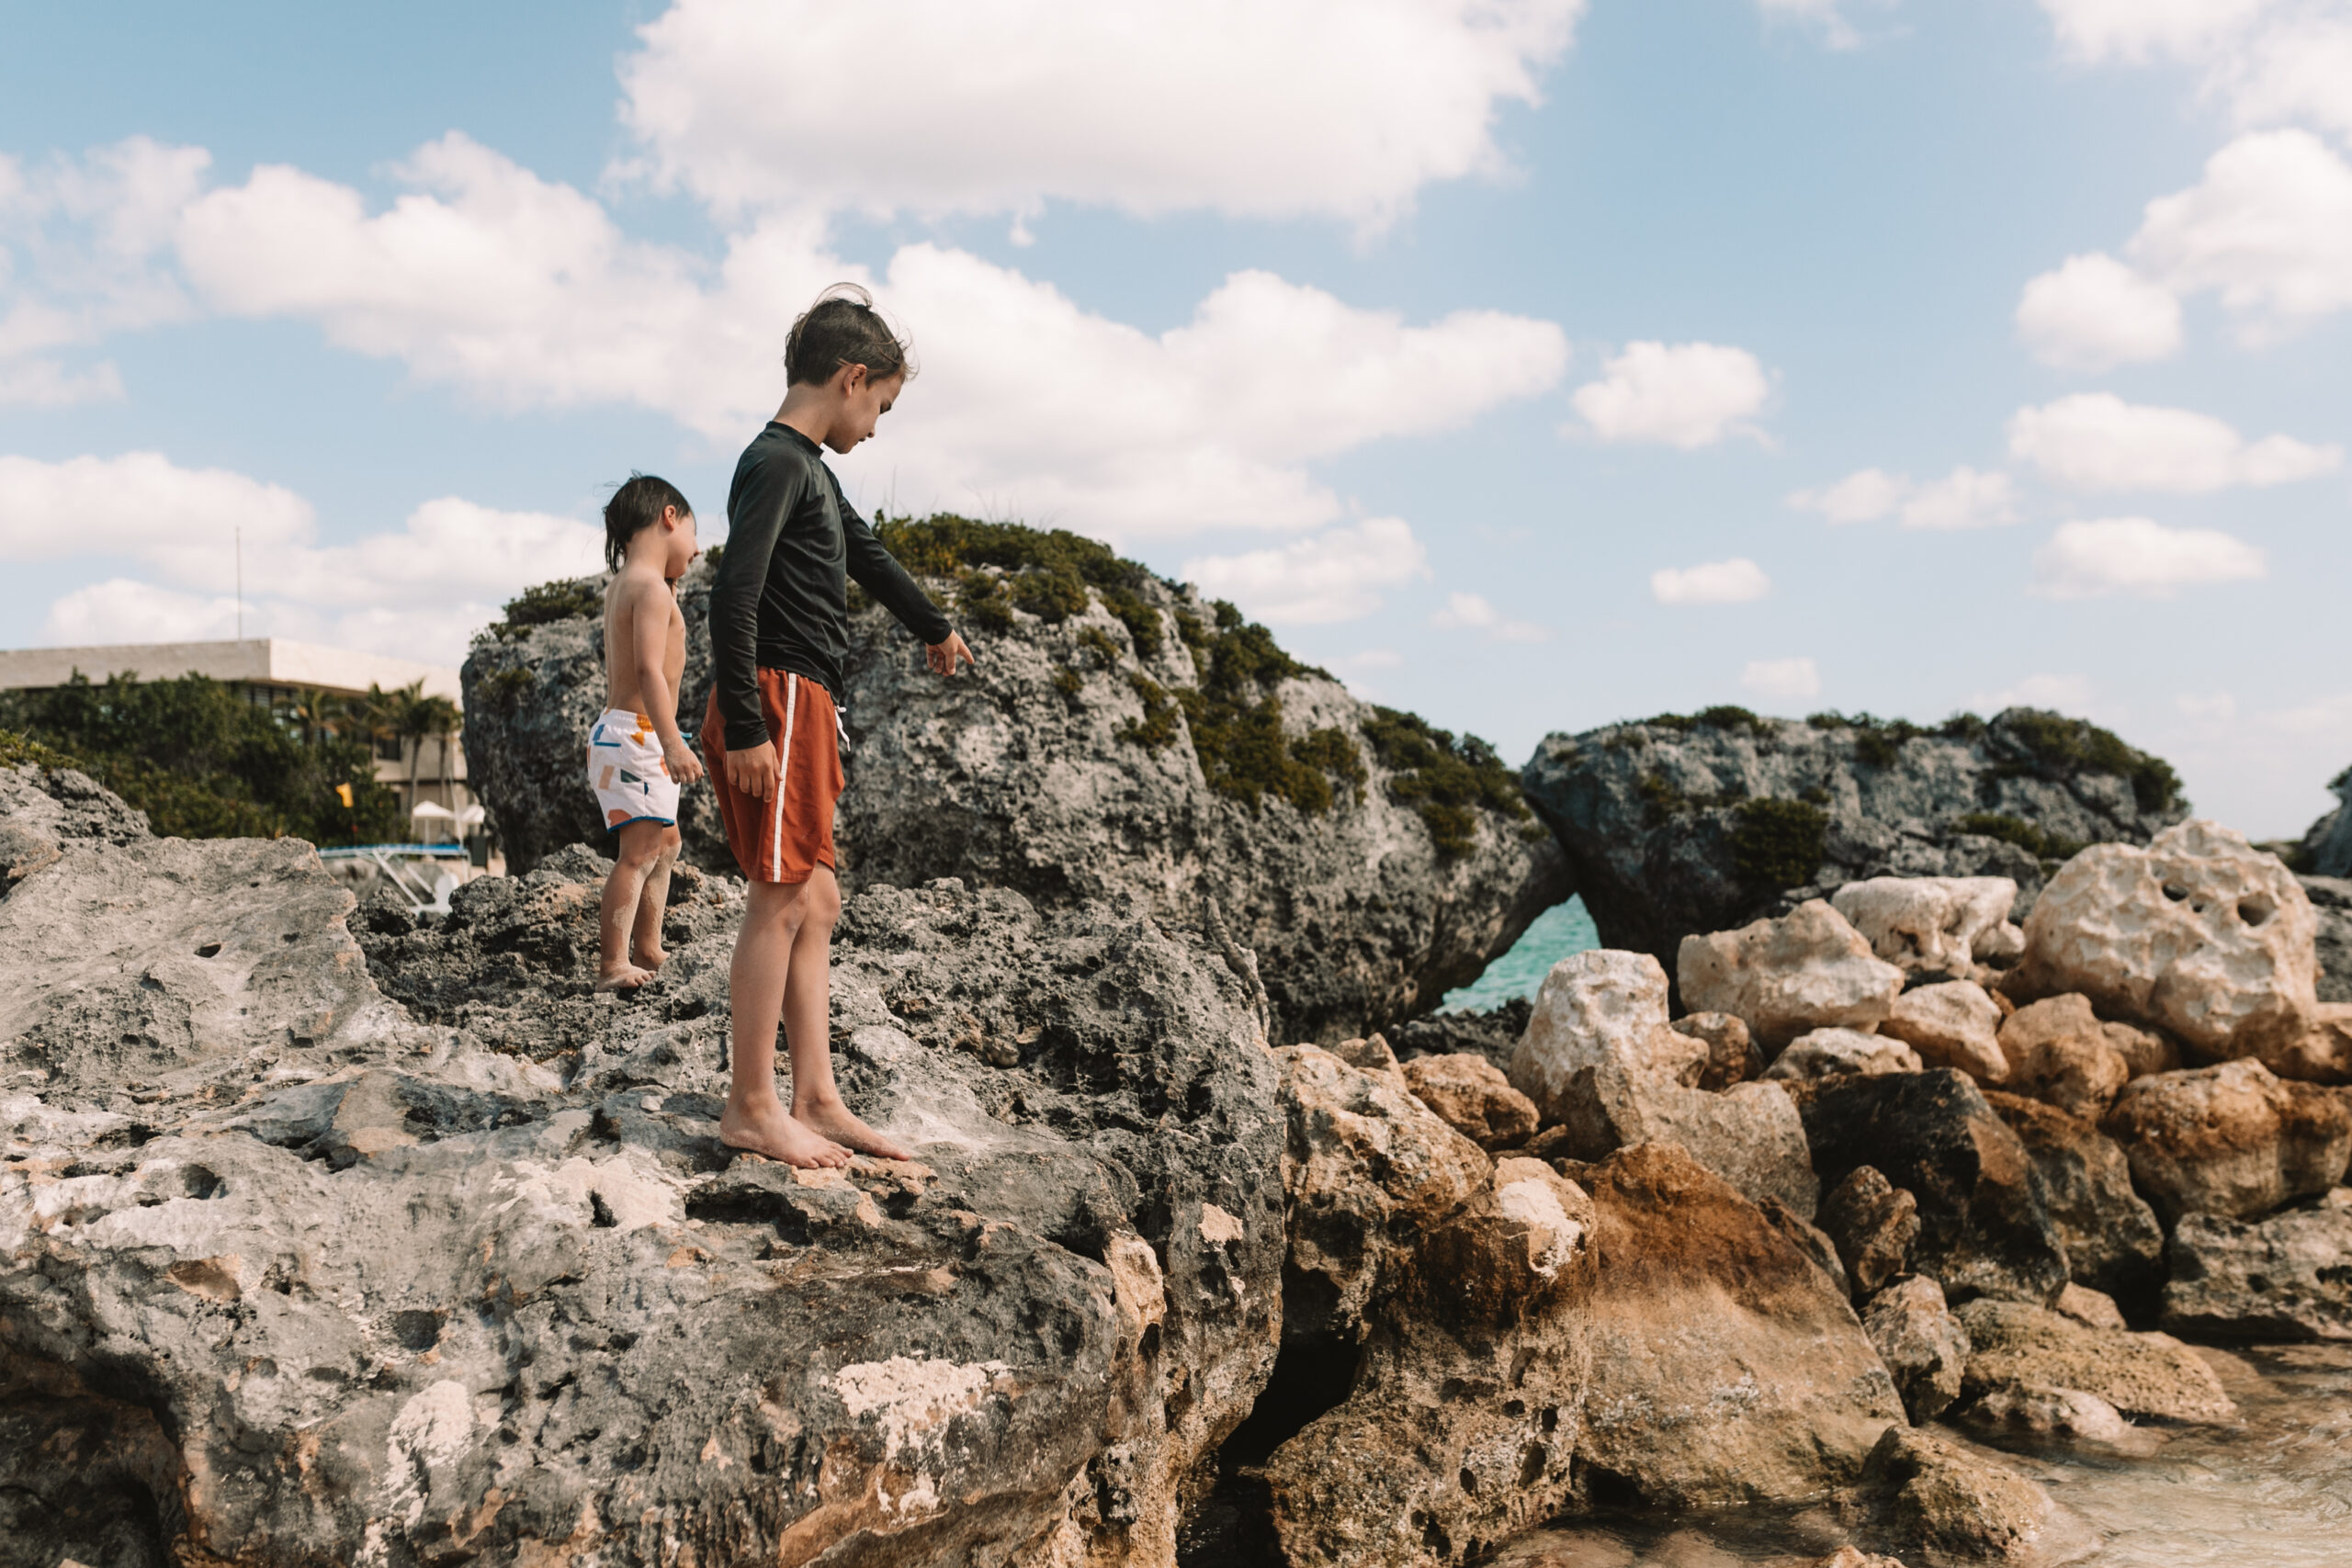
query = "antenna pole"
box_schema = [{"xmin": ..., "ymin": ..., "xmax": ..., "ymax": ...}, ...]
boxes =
[{"xmin": 235, "ymin": 525, "xmax": 243, "ymax": 639}]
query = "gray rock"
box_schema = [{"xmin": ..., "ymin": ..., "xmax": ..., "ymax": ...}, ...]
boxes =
[
  {"xmin": 2299, "ymin": 771, "xmax": 2352, "ymax": 879},
  {"xmin": 1862, "ymin": 1274, "xmax": 1970, "ymax": 1422},
  {"xmin": 0, "ymin": 769, "xmax": 1285, "ymax": 1566},
  {"xmin": 1983, "ymin": 1091, "xmax": 2165, "ymax": 1312},
  {"xmin": 1388, "ymin": 998, "xmax": 1530, "ymax": 1072},
  {"xmin": 2162, "ymin": 1199, "xmax": 2352, "ymax": 1342},
  {"xmin": 2305, "ymin": 874, "xmax": 2352, "ymax": 1006},
  {"xmin": 1519, "ymin": 707, "xmax": 2186, "ymax": 979},
  {"xmin": 1818, "ymin": 1167, "xmax": 1920, "ymax": 1298},
  {"xmin": 463, "ymin": 553, "xmax": 1568, "ymax": 1042}
]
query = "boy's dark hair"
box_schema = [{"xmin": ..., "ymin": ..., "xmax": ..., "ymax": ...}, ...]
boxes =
[
  {"xmin": 785, "ymin": 283, "xmax": 916, "ymax": 388},
  {"xmin": 604, "ymin": 473, "xmax": 693, "ymax": 571}
]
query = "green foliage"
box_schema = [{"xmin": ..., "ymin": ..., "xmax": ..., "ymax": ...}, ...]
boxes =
[
  {"xmin": 1116, "ymin": 674, "xmax": 1180, "ymax": 750},
  {"xmin": 1362, "ymin": 706, "xmax": 1530, "ymax": 855},
  {"xmin": 1636, "ymin": 772, "xmax": 1687, "ymax": 829},
  {"xmin": 1805, "ymin": 710, "xmax": 1924, "ymax": 768},
  {"xmin": 1098, "ymin": 585, "xmax": 1165, "ymax": 659},
  {"xmin": 1075, "ymin": 626, "xmax": 1121, "ymax": 667},
  {"xmin": 1694, "ymin": 705, "xmax": 1763, "ymax": 731},
  {"xmin": 1052, "ymin": 667, "xmax": 1083, "ymax": 701},
  {"xmin": 0, "ymin": 673, "xmax": 402, "ymax": 843},
  {"xmin": 0, "ymin": 728, "xmax": 82, "ymax": 771},
  {"xmin": 481, "ymin": 667, "xmax": 537, "ymax": 706},
  {"xmin": 1936, "ymin": 711, "xmax": 1986, "ymax": 741},
  {"xmin": 1730, "ymin": 798, "xmax": 1828, "ymax": 893},
  {"xmin": 1956, "ymin": 812, "xmax": 2086, "ymax": 863},
  {"xmin": 874, "ymin": 513, "xmax": 1172, "ymax": 656},
  {"xmin": 1996, "ymin": 709, "xmax": 2183, "ymax": 814},
  {"xmin": 492, "ymin": 578, "xmax": 604, "ymax": 637},
  {"xmin": 1799, "ymin": 784, "xmax": 1831, "ymax": 806},
  {"xmin": 1012, "ymin": 567, "xmax": 1088, "ymax": 623}
]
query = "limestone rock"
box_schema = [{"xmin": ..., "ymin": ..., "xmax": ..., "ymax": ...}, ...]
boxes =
[
  {"xmin": 1263, "ymin": 1159, "xmax": 1596, "ymax": 1568},
  {"xmin": 2300, "ymin": 772, "xmax": 2352, "ymax": 879},
  {"xmin": 1671, "ymin": 1010, "xmax": 1761, "ymax": 1088},
  {"xmin": 1996, "ymin": 994, "xmax": 2131, "ymax": 1120},
  {"xmin": 1547, "ymin": 1068, "xmax": 1821, "ymax": 1220},
  {"xmin": 1679, "ymin": 901, "xmax": 1907, "ymax": 1053},
  {"xmin": 1832, "ymin": 874, "xmax": 2022, "ymax": 979},
  {"xmin": 1803, "ymin": 1070, "xmax": 2070, "ymax": 1307},
  {"xmin": 1400, "ymin": 1053, "xmax": 1540, "ymax": 1151},
  {"xmin": 1508, "ymin": 948, "xmax": 1705, "ymax": 1121},
  {"xmin": 2162, "ymin": 1201, "xmax": 2352, "ymax": 1342},
  {"xmin": 1330, "ymin": 1032, "xmax": 1408, "ymax": 1085},
  {"xmin": 1810, "ymin": 1551, "xmax": 1909, "ymax": 1568},
  {"xmin": 1881, "ymin": 979, "xmax": 2007, "ymax": 1082},
  {"xmin": 1388, "ymin": 998, "xmax": 1529, "ymax": 1074},
  {"xmin": 1950, "ymin": 1383, "xmax": 2157, "ymax": 1458},
  {"xmin": 2100, "ymin": 1059, "xmax": 2352, "ymax": 1224},
  {"xmin": 1519, "ymin": 707, "xmax": 2185, "ymax": 977},
  {"xmin": 2018, "ymin": 819, "xmax": 2351, "ymax": 1082},
  {"xmin": 1862, "ymin": 1274, "xmax": 1971, "ymax": 1422},
  {"xmin": 1953, "ymin": 1299, "xmax": 2237, "ymax": 1425},
  {"xmin": 2304, "ymin": 874, "xmax": 2352, "ymax": 1005},
  {"xmin": 1818, "ymin": 1167, "xmax": 1919, "ymax": 1297},
  {"xmin": 2053, "ymin": 1283, "xmax": 2127, "ymax": 1330},
  {"xmin": 1982, "ymin": 1091, "xmax": 2164, "ymax": 1310},
  {"xmin": 2101, "ymin": 1018, "xmax": 2181, "ymax": 1078},
  {"xmin": 1859, "ymin": 1424, "xmax": 2071, "ymax": 1566},
  {"xmin": 1763, "ymin": 1194, "xmax": 1852, "ymax": 1300},
  {"xmin": 1563, "ymin": 1143, "xmax": 1905, "ymax": 1507},
  {"xmin": 1766, "ymin": 1028, "xmax": 1924, "ymax": 1083},
  {"xmin": 0, "ymin": 773, "xmax": 1285, "ymax": 1568}
]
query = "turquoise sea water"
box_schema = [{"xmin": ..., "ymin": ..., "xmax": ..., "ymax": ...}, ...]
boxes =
[{"xmin": 1440, "ymin": 896, "xmax": 1600, "ymax": 1012}]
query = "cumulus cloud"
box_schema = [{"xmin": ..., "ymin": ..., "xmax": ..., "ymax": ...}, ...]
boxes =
[
  {"xmin": 1181, "ymin": 518, "xmax": 1429, "ymax": 626},
  {"xmin": 7, "ymin": 451, "xmax": 603, "ymax": 664},
  {"xmin": 2131, "ymin": 129, "xmax": 2352, "ymax": 340},
  {"xmin": 2038, "ymin": 0, "xmax": 2274, "ymax": 64},
  {"xmin": 2029, "ymin": 516, "xmax": 2267, "ymax": 599},
  {"xmin": 1651, "ymin": 558, "xmax": 1771, "ymax": 605},
  {"xmin": 2014, "ymin": 252, "xmax": 2185, "ymax": 370},
  {"xmin": 617, "ymin": 0, "xmax": 1585, "ymax": 228},
  {"xmin": 1787, "ymin": 466, "xmax": 2018, "ymax": 529},
  {"xmin": 2038, "ymin": 1, "xmax": 2352, "ymax": 144},
  {"xmin": 2007, "ymin": 392, "xmax": 2342, "ymax": 491},
  {"xmin": 1741, "ymin": 657, "xmax": 1820, "ymax": 702},
  {"xmin": 1429, "ymin": 590, "xmax": 1548, "ymax": 642},
  {"xmin": 1570, "ymin": 341, "xmax": 1771, "ymax": 448}
]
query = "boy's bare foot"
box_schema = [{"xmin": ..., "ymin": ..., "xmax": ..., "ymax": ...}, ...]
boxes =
[
  {"xmin": 796, "ymin": 1100, "xmax": 914, "ymax": 1163},
  {"xmin": 635, "ymin": 946, "xmax": 669, "ymax": 972},
  {"xmin": 594, "ymin": 964, "xmax": 655, "ymax": 993},
  {"xmin": 719, "ymin": 1100, "xmax": 851, "ymax": 1168}
]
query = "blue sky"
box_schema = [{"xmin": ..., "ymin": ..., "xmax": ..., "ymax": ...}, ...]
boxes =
[{"xmin": 3, "ymin": 0, "xmax": 2346, "ymax": 836}]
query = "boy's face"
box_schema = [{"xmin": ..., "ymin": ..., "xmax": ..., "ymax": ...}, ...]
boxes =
[
  {"xmin": 663, "ymin": 507, "xmax": 698, "ymax": 580},
  {"xmin": 827, "ymin": 367, "xmax": 904, "ymax": 455}
]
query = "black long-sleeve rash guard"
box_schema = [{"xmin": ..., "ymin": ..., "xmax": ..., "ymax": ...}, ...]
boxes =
[{"xmin": 708, "ymin": 422, "xmax": 952, "ymax": 739}]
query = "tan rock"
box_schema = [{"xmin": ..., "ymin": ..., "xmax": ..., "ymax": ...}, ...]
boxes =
[
  {"xmin": 1400, "ymin": 1053, "xmax": 1540, "ymax": 1150},
  {"xmin": 1863, "ymin": 1274, "xmax": 1971, "ymax": 1422},
  {"xmin": 2100, "ymin": 1058, "xmax": 2352, "ymax": 1224},
  {"xmin": 1764, "ymin": 1028, "xmax": 1922, "ymax": 1082},
  {"xmin": 1679, "ymin": 900, "xmax": 1905, "ymax": 1053},
  {"xmin": 1671, "ymin": 1010, "xmax": 1760, "ymax": 1089},
  {"xmin": 1330, "ymin": 1032, "xmax": 1408, "ymax": 1086},
  {"xmin": 1551, "ymin": 1066, "xmax": 1822, "ymax": 1219},
  {"xmin": 1952, "ymin": 1382, "xmax": 2159, "ymax": 1458},
  {"xmin": 2101, "ymin": 1019, "xmax": 2180, "ymax": 1079},
  {"xmin": 1954, "ymin": 1298, "xmax": 2236, "ymax": 1425},
  {"xmin": 2054, "ymin": 1282, "xmax": 2126, "ymax": 1331},
  {"xmin": 2018, "ymin": 819, "xmax": 2351, "ymax": 1082},
  {"xmin": 1861, "ymin": 1425, "xmax": 2073, "ymax": 1565},
  {"xmin": 1832, "ymin": 874, "xmax": 2021, "ymax": 977},
  {"xmin": 1998, "ymin": 995, "xmax": 2131, "ymax": 1120},
  {"xmin": 1817, "ymin": 1166, "xmax": 1918, "ymax": 1297},
  {"xmin": 1509, "ymin": 949, "xmax": 1707, "ymax": 1123},
  {"xmin": 1881, "ymin": 980, "xmax": 2007, "ymax": 1081}
]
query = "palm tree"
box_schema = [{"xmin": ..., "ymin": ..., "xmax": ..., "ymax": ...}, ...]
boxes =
[
  {"xmin": 285, "ymin": 686, "xmax": 345, "ymax": 745},
  {"xmin": 406, "ymin": 694, "xmax": 462, "ymax": 813}
]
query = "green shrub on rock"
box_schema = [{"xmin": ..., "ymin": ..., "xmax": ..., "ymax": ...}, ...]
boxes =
[{"xmin": 1731, "ymin": 797, "xmax": 1828, "ymax": 893}]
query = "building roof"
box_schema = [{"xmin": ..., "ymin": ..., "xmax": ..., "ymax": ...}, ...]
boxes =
[{"xmin": 0, "ymin": 637, "xmax": 463, "ymax": 705}]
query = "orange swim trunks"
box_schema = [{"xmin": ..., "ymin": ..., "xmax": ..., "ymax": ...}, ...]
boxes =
[{"xmin": 701, "ymin": 669, "xmax": 843, "ymax": 885}]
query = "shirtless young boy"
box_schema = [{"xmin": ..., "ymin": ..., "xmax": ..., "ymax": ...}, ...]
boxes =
[
  {"xmin": 590, "ymin": 474, "xmax": 706, "ymax": 992},
  {"xmin": 704, "ymin": 285, "xmax": 974, "ymax": 1168}
]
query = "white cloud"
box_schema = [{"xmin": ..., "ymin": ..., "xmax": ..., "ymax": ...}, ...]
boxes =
[
  {"xmin": 1788, "ymin": 468, "xmax": 1907, "ymax": 525},
  {"xmin": 2038, "ymin": 0, "xmax": 2275, "ymax": 64},
  {"xmin": 44, "ymin": 579, "xmax": 244, "ymax": 647},
  {"xmin": 2131, "ymin": 129, "xmax": 2352, "ymax": 340},
  {"xmin": 1741, "ymin": 657, "xmax": 1820, "ymax": 702},
  {"xmin": 2038, "ymin": 1, "xmax": 2352, "ymax": 144},
  {"xmin": 1757, "ymin": 0, "xmax": 1896, "ymax": 50},
  {"xmin": 1651, "ymin": 558, "xmax": 1771, "ymax": 605},
  {"xmin": 0, "ymin": 450, "xmax": 314, "ymax": 561},
  {"xmin": 2014, "ymin": 252, "xmax": 2185, "ymax": 370},
  {"xmin": 1786, "ymin": 466, "xmax": 2018, "ymax": 529},
  {"xmin": 0, "ymin": 357, "xmax": 124, "ymax": 408},
  {"xmin": 169, "ymin": 136, "xmax": 1568, "ymax": 541},
  {"xmin": 1181, "ymin": 518, "xmax": 1429, "ymax": 625},
  {"xmin": 2007, "ymin": 392, "xmax": 2342, "ymax": 491},
  {"xmin": 1968, "ymin": 671, "xmax": 2099, "ymax": 712},
  {"xmin": 1570, "ymin": 341, "xmax": 1771, "ymax": 448},
  {"xmin": 2177, "ymin": 690, "xmax": 2239, "ymax": 722},
  {"xmin": 616, "ymin": 0, "xmax": 1585, "ymax": 229},
  {"xmin": 1429, "ymin": 590, "xmax": 1549, "ymax": 642},
  {"xmin": 2029, "ymin": 517, "xmax": 2267, "ymax": 599}
]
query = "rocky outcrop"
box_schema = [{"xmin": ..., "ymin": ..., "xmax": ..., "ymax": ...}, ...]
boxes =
[
  {"xmin": 1678, "ymin": 901, "xmax": 1905, "ymax": 1053},
  {"xmin": 1983, "ymin": 1091, "xmax": 2165, "ymax": 1311},
  {"xmin": 463, "ymin": 536, "xmax": 1568, "ymax": 1043},
  {"xmin": 1952, "ymin": 1299, "xmax": 2236, "ymax": 1426},
  {"xmin": 1508, "ymin": 950, "xmax": 1702, "ymax": 1120},
  {"xmin": 2017, "ymin": 819, "xmax": 2352, "ymax": 1083},
  {"xmin": 2162, "ymin": 1196, "xmax": 2352, "ymax": 1342},
  {"xmin": 1399, "ymin": 1054, "xmax": 1539, "ymax": 1150},
  {"xmin": 2306, "ymin": 874, "xmax": 2352, "ymax": 1005},
  {"xmin": 1861, "ymin": 1275, "xmax": 1970, "ymax": 1423},
  {"xmin": 1520, "ymin": 706, "xmax": 2186, "ymax": 976},
  {"xmin": 2100, "ymin": 1058, "xmax": 2352, "ymax": 1224},
  {"xmin": 1882, "ymin": 978, "xmax": 2007, "ymax": 1082},
  {"xmin": 1832, "ymin": 874, "xmax": 2022, "ymax": 981},
  {"xmin": 1561, "ymin": 1143, "xmax": 1905, "ymax": 1507},
  {"xmin": 2297, "ymin": 769, "xmax": 2352, "ymax": 879},
  {"xmin": 0, "ymin": 764, "xmax": 1284, "ymax": 1567}
]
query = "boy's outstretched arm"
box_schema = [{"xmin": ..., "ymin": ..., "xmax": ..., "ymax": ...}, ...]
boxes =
[
  {"xmin": 831, "ymin": 470, "xmax": 975, "ymax": 676},
  {"xmin": 710, "ymin": 461, "xmax": 807, "ymax": 798},
  {"xmin": 629, "ymin": 578, "xmax": 702, "ymax": 785}
]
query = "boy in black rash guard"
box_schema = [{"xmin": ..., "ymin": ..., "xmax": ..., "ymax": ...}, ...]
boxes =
[{"xmin": 702, "ymin": 285, "xmax": 975, "ymax": 1169}]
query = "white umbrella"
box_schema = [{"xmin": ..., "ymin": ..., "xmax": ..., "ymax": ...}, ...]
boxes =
[
  {"xmin": 457, "ymin": 804, "xmax": 487, "ymax": 829},
  {"xmin": 411, "ymin": 801, "xmax": 458, "ymax": 821}
]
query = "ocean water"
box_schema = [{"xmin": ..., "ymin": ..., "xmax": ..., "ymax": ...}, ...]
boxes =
[{"xmin": 1441, "ymin": 896, "xmax": 1600, "ymax": 1012}]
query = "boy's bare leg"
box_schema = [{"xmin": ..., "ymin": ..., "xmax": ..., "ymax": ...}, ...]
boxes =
[
  {"xmin": 719, "ymin": 878, "xmax": 852, "ymax": 1168},
  {"xmin": 782, "ymin": 866, "xmax": 914, "ymax": 1162},
  {"xmin": 631, "ymin": 826, "xmax": 681, "ymax": 971},
  {"xmin": 595, "ymin": 820, "xmax": 665, "ymax": 991}
]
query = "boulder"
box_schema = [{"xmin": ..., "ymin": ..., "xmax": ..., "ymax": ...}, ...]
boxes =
[
  {"xmin": 2100, "ymin": 1059, "xmax": 2352, "ymax": 1224},
  {"xmin": 2298, "ymin": 770, "xmax": 2352, "ymax": 880},
  {"xmin": 1519, "ymin": 707, "xmax": 2186, "ymax": 978},
  {"xmin": 1817, "ymin": 1167, "xmax": 1919, "ymax": 1297},
  {"xmin": 0, "ymin": 765, "xmax": 1285, "ymax": 1568},
  {"xmin": 1953, "ymin": 1299, "xmax": 2236, "ymax": 1425},
  {"xmin": 1400, "ymin": 1054, "xmax": 1540, "ymax": 1151},
  {"xmin": 1763, "ymin": 1195, "xmax": 1852, "ymax": 1300},
  {"xmin": 2018, "ymin": 819, "xmax": 2352, "ymax": 1083},
  {"xmin": 1880, "ymin": 979, "xmax": 2007, "ymax": 1082},
  {"xmin": 1862, "ymin": 1274, "xmax": 1971, "ymax": 1422},
  {"xmin": 1982, "ymin": 1092, "xmax": 2165, "ymax": 1310},
  {"xmin": 2101, "ymin": 1018, "xmax": 2181, "ymax": 1078},
  {"xmin": 1388, "ymin": 998, "xmax": 1529, "ymax": 1074},
  {"xmin": 1546, "ymin": 1072, "xmax": 1821, "ymax": 1220},
  {"xmin": 1858, "ymin": 1425, "xmax": 2075, "ymax": 1566},
  {"xmin": 2305, "ymin": 874, "xmax": 2352, "ymax": 1005},
  {"xmin": 1678, "ymin": 901, "xmax": 1906, "ymax": 1053},
  {"xmin": 1508, "ymin": 949, "xmax": 1704, "ymax": 1121},
  {"xmin": 1561, "ymin": 1143, "xmax": 1905, "ymax": 1507},
  {"xmin": 1329, "ymin": 1031, "xmax": 1408, "ymax": 1085},
  {"xmin": 1950, "ymin": 1383, "xmax": 2156, "ymax": 1458},
  {"xmin": 1765, "ymin": 1028, "xmax": 1923, "ymax": 1083},
  {"xmin": 1803, "ymin": 1070, "xmax": 2071, "ymax": 1307},
  {"xmin": 2161, "ymin": 1199, "xmax": 2352, "ymax": 1342},
  {"xmin": 464, "ymin": 539, "xmax": 1571, "ymax": 1044},
  {"xmin": 1670, "ymin": 1010, "xmax": 1761, "ymax": 1089},
  {"xmin": 2053, "ymin": 1282, "xmax": 2128, "ymax": 1330},
  {"xmin": 1262, "ymin": 1159, "xmax": 1596, "ymax": 1568},
  {"xmin": 1996, "ymin": 994, "xmax": 2132, "ymax": 1120},
  {"xmin": 1831, "ymin": 874, "xmax": 2022, "ymax": 980}
]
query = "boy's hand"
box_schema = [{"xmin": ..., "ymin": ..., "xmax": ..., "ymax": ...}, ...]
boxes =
[
  {"xmin": 927, "ymin": 632, "xmax": 976, "ymax": 677},
  {"xmin": 663, "ymin": 736, "xmax": 706, "ymax": 785},
  {"xmin": 728, "ymin": 740, "xmax": 782, "ymax": 800}
]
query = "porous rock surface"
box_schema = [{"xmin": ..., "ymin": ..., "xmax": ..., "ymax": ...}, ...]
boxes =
[
  {"xmin": 1520, "ymin": 707, "xmax": 2184, "ymax": 976},
  {"xmin": 1861, "ymin": 1274, "xmax": 1970, "ymax": 1423},
  {"xmin": 1679, "ymin": 901, "xmax": 1905, "ymax": 1053},
  {"xmin": 463, "ymin": 555, "xmax": 1568, "ymax": 1043},
  {"xmin": 1764, "ymin": 1028, "xmax": 1922, "ymax": 1083},
  {"xmin": 1982, "ymin": 1091, "xmax": 2165, "ymax": 1311},
  {"xmin": 1952, "ymin": 1300, "xmax": 2237, "ymax": 1426},
  {"xmin": 1831, "ymin": 874, "xmax": 2022, "ymax": 980},
  {"xmin": 1857, "ymin": 1424, "xmax": 2074, "ymax": 1566},
  {"xmin": 2099, "ymin": 1058, "xmax": 2352, "ymax": 1224},
  {"xmin": 0, "ymin": 763, "xmax": 1285, "ymax": 1567},
  {"xmin": 1996, "ymin": 994, "xmax": 2131, "ymax": 1122},
  {"xmin": 1399, "ymin": 1053, "xmax": 1539, "ymax": 1150},
  {"xmin": 1881, "ymin": 978, "xmax": 2007, "ymax": 1082},
  {"xmin": 2162, "ymin": 1197, "xmax": 2352, "ymax": 1342}
]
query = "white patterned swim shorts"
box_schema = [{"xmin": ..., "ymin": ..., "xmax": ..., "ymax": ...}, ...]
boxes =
[{"xmin": 587, "ymin": 708, "xmax": 681, "ymax": 829}]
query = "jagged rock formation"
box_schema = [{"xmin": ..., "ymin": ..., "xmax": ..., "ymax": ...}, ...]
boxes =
[
  {"xmin": 2308, "ymin": 875, "xmax": 2352, "ymax": 1005},
  {"xmin": 2298, "ymin": 768, "xmax": 2352, "ymax": 879},
  {"xmin": 0, "ymin": 760, "xmax": 1283, "ymax": 1568},
  {"xmin": 462, "ymin": 525, "xmax": 1567, "ymax": 1042},
  {"xmin": 1520, "ymin": 706, "xmax": 2187, "ymax": 979}
]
